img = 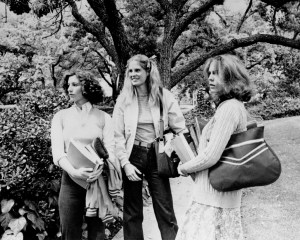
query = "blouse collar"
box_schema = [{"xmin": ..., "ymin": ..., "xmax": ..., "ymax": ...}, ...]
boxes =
[{"xmin": 73, "ymin": 101, "xmax": 92, "ymax": 113}]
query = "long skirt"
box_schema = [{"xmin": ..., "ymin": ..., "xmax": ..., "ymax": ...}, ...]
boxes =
[{"xmin": 175, "ymin": 201, "xmax": 243, "ymax": 240}]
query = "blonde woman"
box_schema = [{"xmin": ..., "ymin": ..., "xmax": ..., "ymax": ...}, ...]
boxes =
[
  {"xmin": 176, "ymin": 54, "xmax": 253, "ymax": 240},
  {"xmin": 113, "ymin": 54, "xmax": 186, "ymax": 240}
]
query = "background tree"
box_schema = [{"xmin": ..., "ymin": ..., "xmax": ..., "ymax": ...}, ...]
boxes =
[{"xmin": 2, "ymin": 0, "xmax": 300, "ymax": 93}]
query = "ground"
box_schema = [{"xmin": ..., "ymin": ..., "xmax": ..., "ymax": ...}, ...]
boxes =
[{"xmin": 113, "ymin": 116, "xmax": 300, "ymax": 240}]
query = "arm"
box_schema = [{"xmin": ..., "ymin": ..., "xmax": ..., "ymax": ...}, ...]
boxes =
[
  {"xmin": 178, "ymin": 103, "xmax": 241, "ymax": 175},
  {"xmin": 112, "ymin": 97, "xmax": 142, "ymax": 181},
  {"xmin": 112, "ymin": 97, "xmax": 130, "ymax": 168},
  {"xmin": 164, "ymin": 89, "xmax": 186, "ymax": 133},
  {"xmin": 102, "ymin": 113, "xmax": 116, "ymax": 162}
]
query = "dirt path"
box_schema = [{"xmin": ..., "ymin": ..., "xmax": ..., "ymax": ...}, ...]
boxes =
[{"xmin": 114, "ymin": 116, "xmax": 300, "ymax": 240}]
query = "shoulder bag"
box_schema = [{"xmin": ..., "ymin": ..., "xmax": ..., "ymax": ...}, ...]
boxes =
[
  {"xmin": 208, "ymin": 123, "xmax": 282, "ymax": 191},
  {"xmin": 153, "ymin": 88, "xmax": 180, "ymax": 178}
]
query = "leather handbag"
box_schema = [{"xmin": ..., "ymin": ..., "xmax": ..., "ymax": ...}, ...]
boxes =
[
  {"xmin": 208, "ymin": 124, "xmax": 281, "ymax": 191},
  {"xmin": 154, "ymin": 88, "xmax": 180, "ymax": 178}
]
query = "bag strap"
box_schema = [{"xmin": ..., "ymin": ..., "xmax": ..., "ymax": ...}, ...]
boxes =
[{"xmin": 159, "ymin": 87, "xmax": 164, "ymax": 140}]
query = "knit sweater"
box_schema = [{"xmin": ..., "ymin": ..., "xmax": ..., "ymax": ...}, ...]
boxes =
[{"xmin": 179, "ymin": 99, "xmax": 248, "ymax": 208}]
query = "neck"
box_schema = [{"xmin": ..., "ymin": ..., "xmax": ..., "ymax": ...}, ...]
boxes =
[
  {"xmin": 75, "ymin": 99, "xmax": 88, "ymax": 109},
  {"xmin": 135, "ymin": 85, "xmax": 148, "ymax": 96}
]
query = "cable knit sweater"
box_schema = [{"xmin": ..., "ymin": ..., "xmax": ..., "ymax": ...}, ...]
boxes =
[{"xmin": 179, "ymin": 99, "xmax": 248, "ymax": 208}]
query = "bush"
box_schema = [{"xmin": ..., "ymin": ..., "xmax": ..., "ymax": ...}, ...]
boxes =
[
  {"xmin": 0, "ymin": 85, "xmax": 122, "ymax": 240},
  {"xmin": 247, "ymin": 97, "xmax": 300, "ymax": 120},
  {"xmin": 0, "ymin": 86, "xmax": 70, "ymax": 240}
]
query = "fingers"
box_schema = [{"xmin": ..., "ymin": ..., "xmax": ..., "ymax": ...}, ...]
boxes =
[{"xmin": 127, "ymin": 165, "xmax": 142, "ymax": 181}]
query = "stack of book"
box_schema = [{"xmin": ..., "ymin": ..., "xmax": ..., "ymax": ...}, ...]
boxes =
[{"xmin": 171, "ymin": 117, "xmax": 208, "ymax": 163}]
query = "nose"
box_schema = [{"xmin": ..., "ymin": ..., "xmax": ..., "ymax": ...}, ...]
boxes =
[
  {"xmin": 208, "ymin": 73, "xmax": 213, "ymax": 83},
  {"xmin": 68, "ymin": 85, "xmax": 73, "ymax": 93}
]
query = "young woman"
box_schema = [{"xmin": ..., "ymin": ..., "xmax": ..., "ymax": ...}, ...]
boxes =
[
  {"xmin": 113, "ymin": 54, "xmax": 186, "ymax": 240},
  {"xmin": 176, "ymin": 54, "xmax": 253, "ymax": 240},
  {"xmin": 51, "ymin": 70, "xmax": 115, "ymax": 240}
]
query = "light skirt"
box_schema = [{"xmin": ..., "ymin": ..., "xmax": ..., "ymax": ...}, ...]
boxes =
[{"xmin": 176, "ymin": 201, "xmax": 243, "ymax": 240}]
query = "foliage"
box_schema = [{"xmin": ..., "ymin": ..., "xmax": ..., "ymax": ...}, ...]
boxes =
[
  {"xmin": 2, "ymin": 0, "xmax": 300, "ymax": 92},
  {"xmin": 247, "ymin": 97, "xmax": 300, "ymax": 120},
  {"xmin": 0, "ymin": 83, "xmax": 70, "ymax": 239}
]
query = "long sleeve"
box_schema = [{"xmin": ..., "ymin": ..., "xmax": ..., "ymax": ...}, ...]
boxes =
[
  {"xmin": 179, "ymin": 101, "xmax": 243, "ymax": 175},
  {"xmin": 164, "ymin": 89, "xmax": 186, "ymax": 134},
  {"xmin": 102, "ymin": 113, "xmax": 115, "ymax": 163},
  {"xmin": 51, "ymin": 111, "xmax": 66, "ymax": 166},
  {"xmin": 113, "ymin": 97, "xmax": 130, "ymax": 168}
]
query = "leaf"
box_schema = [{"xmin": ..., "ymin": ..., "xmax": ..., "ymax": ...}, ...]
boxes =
[
  {"xmin": 18, "ymin": 208, "xmax": 27, "ymax": 216},
  {"xmin": 36, "ymin": 231, "xmax": 47, "ymax": 240},
  {"xmin": 8, "ymin": 217, "xmax": 27, "ymax": 235},
  {"xmin": 24, "ymin": 200, "xmax": 37, "ymax": 213},
  {"xmin": 1, "ymin": 199, "xmax": 15, "ymax": 213},
  {"xmin": 27, "ymin": 213, "xmax": 45, "ymax": 231},
  {"xmin": 0, "ymin": 212, "xmax": 14, "ymax": 229},
  {"xmin": 1, "ymin": 229, "xmax": 14, "ymax": 240}
]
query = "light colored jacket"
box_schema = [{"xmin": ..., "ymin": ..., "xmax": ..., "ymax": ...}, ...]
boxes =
[{"xmin": 113, "ymin": 88, "xmax": 186, "ymax": 167}]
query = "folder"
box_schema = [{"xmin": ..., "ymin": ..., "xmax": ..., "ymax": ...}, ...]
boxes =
[{"xmin": 67, "ymin": 139, "xmax": 103, "ymax": 188}]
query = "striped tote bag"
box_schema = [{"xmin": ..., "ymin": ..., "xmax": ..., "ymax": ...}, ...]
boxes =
[{"xmin": 209, "ymin": 125, "xmax": 281, "ymax": 191}]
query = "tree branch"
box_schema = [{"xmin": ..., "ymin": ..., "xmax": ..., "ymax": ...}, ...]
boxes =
[
  {"xmin": 214, "ymin": 11, "xmax": 227, "ymax": 27},
  {"xmin": 272, "ymin": 8, "xmax": 278, "ymax": 35},
  {"xmin": 86, "ymin": 0, "xmax": 131, "ymax": 69},
  {"xmin": 97, "ymin": 66, "xmax": 112, "ymax": 87},
  {"xmin": 246, "ymin": 55, "xmax": 270, "ymax": 69},
  {"xmin": 236, "ymin": 0, "xmax": 252, "ymax": 33},
  {"xmin": 170, "ymin": 34, "xmax": 300, "ymax": 88},
  {"xmin": 65, "ymin": 0, "xmax": 118, "ymax": 65},
  {"xmin": 172, "ymin": 43, "xmax": 203, "ymax": 67},
  {"xmin": 172, "ymin": 0, "xmax": 223, "ymax": 43}
]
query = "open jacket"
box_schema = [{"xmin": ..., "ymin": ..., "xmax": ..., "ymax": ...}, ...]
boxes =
[{"xmin": 113, "ymin": 88, "xmax": 186, "ymax": 168}]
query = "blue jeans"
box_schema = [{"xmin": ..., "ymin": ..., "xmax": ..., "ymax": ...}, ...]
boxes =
[
  {"xmin": 58, "ymin": 171, "xmax": 105, "ymax": 240},
  {"xmin": 123, "ymin": 144, "xmax": 178, "ymax": 240}
]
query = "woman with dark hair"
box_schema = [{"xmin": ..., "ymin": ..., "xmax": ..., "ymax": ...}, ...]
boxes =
[
  {"xmin": 113, "ymin": 54, "xmax": 186, "ymax": 240},
  {"xmin": 176, "ymin": 54, "xmax": 253, "ymax": 240},
  {"xmin": 51, "ymin": 70, "xmax": 116, "ymax": 240}
]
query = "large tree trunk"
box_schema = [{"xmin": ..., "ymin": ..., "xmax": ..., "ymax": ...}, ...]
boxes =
[
  {"xmin": 159, "ymin": 39, "xmax": 173, "ymax": 89},
  {"xmin": 159, "ymin": 10, "xmax": 177, "ymax": 89}
]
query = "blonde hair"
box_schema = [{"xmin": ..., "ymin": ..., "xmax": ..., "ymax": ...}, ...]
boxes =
[
  {"xmin": 120, "ymin": 54, "xmax": 162, "ymax": 106},
  {"xmin": 203, "ymin": 54, "xmax": 253, "ymax": 102}
]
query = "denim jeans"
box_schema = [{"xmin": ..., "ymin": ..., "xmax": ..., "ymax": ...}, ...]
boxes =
[
  {"xmin": 123, "ymin": 144, "xmax": 178, "ymax": 240},
  {"xmin": 58, "ymin": 171, "xmax": 105, "ymax": 240}
]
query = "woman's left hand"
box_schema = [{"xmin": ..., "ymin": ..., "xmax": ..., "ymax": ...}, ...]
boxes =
[{"xmin": 87, "ymin": 163, "xmax": 104, "ymax": 183}]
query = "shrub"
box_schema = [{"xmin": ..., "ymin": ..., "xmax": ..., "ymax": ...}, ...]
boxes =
[
  {"xmin": 0, "ymin": 85, "xmax": 122, "ymax": 240},
  {"xmin": 247, "ymin": 97, "xmax": 300, "ymax": 120},
  {"xmin": 0, "ymin": 86, "xmax": 70, "ymax": 240}
]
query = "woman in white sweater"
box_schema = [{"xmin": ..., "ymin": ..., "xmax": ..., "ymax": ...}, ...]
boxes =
[
  {"xmin": 51, "ymin": 71, "xmax": 115, "ymax": 240},
  {"xmin": 176, "ymin": 54, "xmax": 253, "ymax": 240}
]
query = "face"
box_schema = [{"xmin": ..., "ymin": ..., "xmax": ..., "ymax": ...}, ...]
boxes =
[
  {"xmin": 207, "ymin": 60, "xmax": 225, "ymax": 100},
  {"xmin": 127, "ymin": 60, "xmax": 149, "ymax": 88},
  {"xmin": 67, "ymin": 75, "xmax": 87, "ymax": 104}
]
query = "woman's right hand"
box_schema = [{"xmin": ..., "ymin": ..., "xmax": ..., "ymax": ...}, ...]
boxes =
[
  {"xmin": 124, "ymin": 163, "xmax": 142, "ymax": 181},
  {"xmin": 70, "ymin": 167, "xmax": 94, "ymax": 180}
]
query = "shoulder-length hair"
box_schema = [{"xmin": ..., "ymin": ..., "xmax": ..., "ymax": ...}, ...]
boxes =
[
  {"xmin": 62, "ymin": 70, "xmax": 104, "ymax": 104},
  {"xmin": 203, "ymin": 54, "xmax": 253, "ymax": 102},
  {"xmin": 120, "ymin": 54, "xmax": 162, "ymax": 106}
]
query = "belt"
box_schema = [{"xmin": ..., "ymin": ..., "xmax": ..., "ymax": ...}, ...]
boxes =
[{"xmin": 134, "ymin": 140, "xmax": 153, "ymax": 149}]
